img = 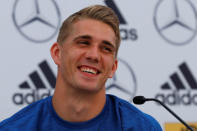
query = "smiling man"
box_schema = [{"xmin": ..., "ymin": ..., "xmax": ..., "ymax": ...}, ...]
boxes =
[{"xmin": 0, "ymin": 5, "xmax": 162, "ymax": 131}]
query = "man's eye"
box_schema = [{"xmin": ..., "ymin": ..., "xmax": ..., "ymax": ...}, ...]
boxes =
[
  {"xmin": 78, "ymin": 41, "xmax": 89, "ymax": 45},
  {"xmin": 103, "ymin": 46, "xmax": 112, "ymax": 52}
]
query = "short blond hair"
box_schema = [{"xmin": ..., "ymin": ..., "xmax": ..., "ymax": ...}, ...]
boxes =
[{"xmin": 57, "ymin": 5, "xmax": 121, "ymax": 57}]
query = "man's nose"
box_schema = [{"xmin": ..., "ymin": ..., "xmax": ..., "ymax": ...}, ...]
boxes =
[{"xmin": 85, "ymin": 46, "xmax": 100, "ymax": 63}]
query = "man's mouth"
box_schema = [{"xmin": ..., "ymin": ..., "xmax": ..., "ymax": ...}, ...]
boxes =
[{"xmin": 78, "ymin": 66, "xmax": 100, "ymax": 75}]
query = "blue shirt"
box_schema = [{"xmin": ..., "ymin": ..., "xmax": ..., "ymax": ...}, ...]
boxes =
[{"xmin": 0, "ymin": 95, "xmax": 162, "ymax": 131}]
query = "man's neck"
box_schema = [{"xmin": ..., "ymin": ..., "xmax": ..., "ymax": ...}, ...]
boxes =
[{"xmin": 52, "ymin": 83, "xmax": 106, "ymax": 122}]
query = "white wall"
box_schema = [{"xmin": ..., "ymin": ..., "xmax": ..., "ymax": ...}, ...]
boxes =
[{"xmin": 1, "ymin": 0, "xmax": 197, "ymax": 130}]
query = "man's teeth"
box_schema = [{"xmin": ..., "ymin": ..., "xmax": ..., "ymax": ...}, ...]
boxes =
[{"xmin": 81, "ymin": 67, "xmax": 97, "ymax": 74}]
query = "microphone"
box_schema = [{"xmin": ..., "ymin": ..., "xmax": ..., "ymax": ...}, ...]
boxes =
[{"xmin": 133, "ymin": 96, "xmax": 194, "ymax": 131}]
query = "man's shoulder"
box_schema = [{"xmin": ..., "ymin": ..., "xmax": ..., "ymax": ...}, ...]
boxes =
[
  {"xmin": 107, "ymin": 94, "xmax": 162, "ymax": 131},
  {"xmin": 107, "ymin": 94, "xmax": 147, "ymax": 115},
  {"xmin": 0, "ymin": 96, "xmax": 52, "ymax": 129}
]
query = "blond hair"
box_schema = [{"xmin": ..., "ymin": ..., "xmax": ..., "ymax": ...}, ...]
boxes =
[{"xmin": 57, "ymin": 5, "xmax": 120, "ymax": 56}]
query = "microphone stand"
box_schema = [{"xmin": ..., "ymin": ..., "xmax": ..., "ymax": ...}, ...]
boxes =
[{"xmin": 146, "ymin": 98, "xmax": 194, "ymax": 131}]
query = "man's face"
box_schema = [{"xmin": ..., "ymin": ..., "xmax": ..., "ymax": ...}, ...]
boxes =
[{"xmin": 56, "ymin": 18, "xmax": 117, "ymax": 92}]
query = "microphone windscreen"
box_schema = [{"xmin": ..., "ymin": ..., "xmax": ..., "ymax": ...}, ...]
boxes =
[{"xmin": 133, "ymin": 96, "xmax": 146, "ymax": 105}]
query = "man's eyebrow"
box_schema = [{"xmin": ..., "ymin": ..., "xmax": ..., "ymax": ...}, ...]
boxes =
[
  {"xmin": 102, "ymin": 40, "xmax": 116, "ymax": 50},
  {"xmin": 73, "ymin": 35, "xmax": 92, "ymax": 41},
  {"xmin": 73, "ymin": 35, "xmax": 116, "ymax": 49}
]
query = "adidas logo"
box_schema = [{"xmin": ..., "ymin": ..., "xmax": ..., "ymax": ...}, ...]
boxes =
[
  {"xmin": 104, "ymin": 0, "xmax": 138, "ymax": 41},
  {"xmin": 105, "ymin": 0, "xmax": 127, "ymax": 24},
  {"xmin": 155, "ymin": 62, "xmax": 197, "ymax": 106},
  {"xmin": 12, "ymin": 60, "xmax": 56, "ymax": 105}
]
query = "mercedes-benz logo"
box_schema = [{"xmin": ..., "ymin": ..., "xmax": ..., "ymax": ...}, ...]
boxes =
[
  {"xmin": 106, "ymin": 58, "xmax": 137, "ymax": 102},
  {"xmin": 153, "ymin": 0, "xmax": 197, "ymax": 45},
  {"xmin": 12, "ymin": 0, "xmax": 61, "ymax": 43}
]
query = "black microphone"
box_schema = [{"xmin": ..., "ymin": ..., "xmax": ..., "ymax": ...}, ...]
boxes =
[{"xmin": 133, "ymin": 96, "xmax": 194, "ymax": 131}]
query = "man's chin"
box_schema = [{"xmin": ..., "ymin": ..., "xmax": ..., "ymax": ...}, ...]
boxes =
[{"xmin": 75, "ymin": 84, "xmax": 104, "ymax": 93}]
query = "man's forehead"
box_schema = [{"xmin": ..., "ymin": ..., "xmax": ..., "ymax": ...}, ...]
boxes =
[{"xmin": 71, "ymin": 19, "xmax": 116, "ymax": 44}]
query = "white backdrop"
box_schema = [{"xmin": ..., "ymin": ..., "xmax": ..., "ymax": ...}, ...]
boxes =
[{"xmin": 1, "ymin": 0, "xmax": 197, "ymax": 130}]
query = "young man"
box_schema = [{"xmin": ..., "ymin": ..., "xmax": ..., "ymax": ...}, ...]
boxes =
[{"xmin": 0, "ymin": 5, "xmax": 162, "ymax": 130}]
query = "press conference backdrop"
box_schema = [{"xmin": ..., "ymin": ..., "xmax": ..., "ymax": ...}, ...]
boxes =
[{"xmin": 0, "ymin": 0, "xmax": 197, "ymax": 130}]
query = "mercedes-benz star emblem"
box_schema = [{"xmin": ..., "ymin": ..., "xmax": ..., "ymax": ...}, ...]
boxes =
[
  {"xmin": 154, "ymin": 0, "xmax": 197, "ymax": 45},
  {"xmin": 106, "ymin": 58, "xmax": 137, "ymax": 102},
  {"xmin": 12, "ymin": 0, "xmax": 61, "ymax": 43}
]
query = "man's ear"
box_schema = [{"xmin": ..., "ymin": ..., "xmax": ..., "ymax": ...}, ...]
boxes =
[
  {"xmin": 50, "ymin": 42, "xmax": 61, "ymax": 66},
  {"xmin": 109, "ymin": 59, "xmax": 118, "ymax": 78}
]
